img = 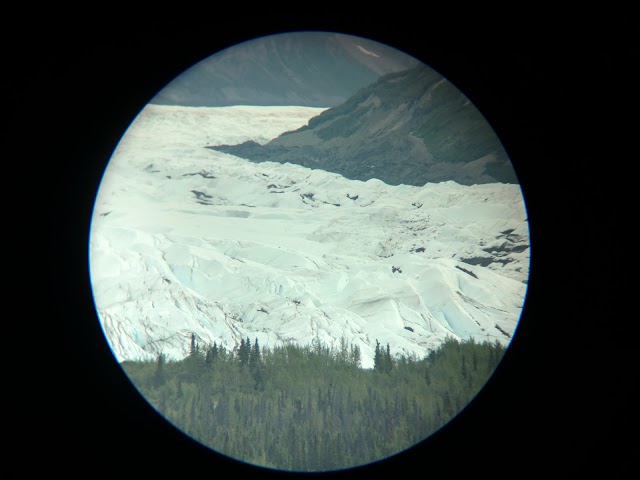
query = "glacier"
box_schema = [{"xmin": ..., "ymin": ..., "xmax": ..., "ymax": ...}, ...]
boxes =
[{"xmin": 89, "ymin": 104, "xmax": 530, "ymax": 369}]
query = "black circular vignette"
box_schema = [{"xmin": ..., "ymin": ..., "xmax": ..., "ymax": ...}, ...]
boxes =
[{"xmin": 18, "ymin": 15, "xmax": 636, "ymax": 479}]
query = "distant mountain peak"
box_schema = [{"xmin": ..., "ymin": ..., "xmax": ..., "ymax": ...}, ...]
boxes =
[
  {"xmin": 150, "ymin": 32, "xmax": 419, "ymax": 108},
  {"xmin": 355, "ymin": 44, "xmax": 381, "ymax": 58}
]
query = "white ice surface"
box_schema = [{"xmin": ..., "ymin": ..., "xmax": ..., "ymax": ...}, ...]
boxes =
[{"xmin": 89, "ymin": 104, "xmax": 530, "ymax": 368}]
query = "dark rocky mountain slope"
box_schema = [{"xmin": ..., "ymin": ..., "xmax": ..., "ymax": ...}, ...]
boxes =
[{"xmin": 209, "ymin": 64, "xmax": 517, "ymax": 186}]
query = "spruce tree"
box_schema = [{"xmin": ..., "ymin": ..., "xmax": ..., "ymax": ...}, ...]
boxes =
[
  {"xmin": 190, "ymin": 333, "xmax": 197, "ymax": 357},
  {"xmin": 350, "ymin": 344, "xmax": 361, "ymax": 368},
  {"xmin": 374, "ymin": 340, "xmax": 382, "ymax": 372},
  {"xmin": 339, "ymin": 335, "xmax": 349, "ymax": 364},
  {"xmin": 385, "ymin": 343, "xmax": 393, "ymax": 373},
  {"xmin": 237, "ymin": 337, "xmax": 253, "ymax": 367},
  {"xmin": 238, "ymin": 338, "xmax": 246, "ymax": 365},
  {"xmin": 153, "ymin": 352, "xmax": 166, "ymax": 388},
  {"xmin": 251, "ymin": 338, "xmax": 261, "ymax": 368},
  {"xmin": 205, "ymin": 341, "xmax": 220, "ymax": 369}
]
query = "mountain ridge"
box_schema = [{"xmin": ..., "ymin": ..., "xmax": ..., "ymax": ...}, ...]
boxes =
[
  {"xmin": 150, "ymin": 32, "xmax": 420, "ymax": 108},
  {"xmin": 209, "ymin": 65, "xmax": 517, "ymax": 186}
]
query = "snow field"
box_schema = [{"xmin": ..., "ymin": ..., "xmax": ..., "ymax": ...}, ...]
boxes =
[{"xmin": 90, "ymin": 105, "xmax": 530, "ymax": 368}]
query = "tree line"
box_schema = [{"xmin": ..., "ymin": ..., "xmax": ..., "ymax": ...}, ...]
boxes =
[{"xmin": 122, "ymin": 334, "xmax": 506, "ymax": 472}]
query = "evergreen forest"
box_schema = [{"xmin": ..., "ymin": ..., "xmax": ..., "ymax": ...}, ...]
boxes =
[{"xmin": 122, "ymin": 335, "xmax": 506, "ymax": 472}]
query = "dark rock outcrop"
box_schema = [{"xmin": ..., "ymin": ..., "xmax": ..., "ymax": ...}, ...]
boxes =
[{"xmin": 209, "ymin": 65, "xmax": 518, "ymax": 186}]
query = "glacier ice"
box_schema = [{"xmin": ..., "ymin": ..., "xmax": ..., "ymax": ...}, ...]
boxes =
[{"xmin": 89, "ymin": 104, "xmax": 530, "ymax": 369}]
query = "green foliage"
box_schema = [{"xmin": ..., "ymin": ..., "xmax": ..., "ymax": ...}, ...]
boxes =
[
  {"xmin": 122, "ymin": 335, "xmax": 506, "ymax": 472},
  {"xmin": 153, "ymin": 353, "xmax": 166, "ymax": 388}
]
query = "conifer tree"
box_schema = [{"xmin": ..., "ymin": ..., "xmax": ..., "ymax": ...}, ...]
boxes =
[
  {"xmin": 238, "ymin": 338, "xmax": 245, "ymax": 365},
  {"xmin": 339, "ymin": 335, "xmax": 349, "ymax": 364},
  {"xmin": 121, "ymin": 335, "xmax": 507, "ymax": 472},
  {"xmin": 237, "ymin": 337, "xmax": 252, "ymax": 366},
  {"xmin": 374, "ymin": 340, "xmax": 382, "ymax": 372},
  {"xmin": 385, "ymin": 343, "xmax": 393, "ymax": 373},
  {"xmin": 246, "ymin": 336, "xmax": 252, "ymax": 364},
  {"xmin": 251, "ymin": 338, "xmax": 261, "ymax": 368},
  {"xmin": 153, "ymin": 352, "xmax": 166, "ymax": 387},
  {"xmin": 190, "ymin": 333, "xmax": 197, "ymax": 357},
  {"xmin": 375, "ymin": 341, "xmax": 393, "ymax": 373},
  {"xmin": 205, "ymin": 341, "xmax": 220, "ymax": 369},
  {"xmin": 350, "ymin": 344, "xmax": 361, "ymax": 368}
]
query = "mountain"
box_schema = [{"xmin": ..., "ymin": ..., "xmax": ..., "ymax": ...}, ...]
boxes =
[
  {"xmin": 210, "ymin": 64, "xmax": 517, "ymax": 186},
  {"xmin": 149, "ymin": 32, "xmax": 420, "ymax": 108},
  {"xmin": 89, "ymin": 104, "xmax": 529, "ymax": 368}
]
